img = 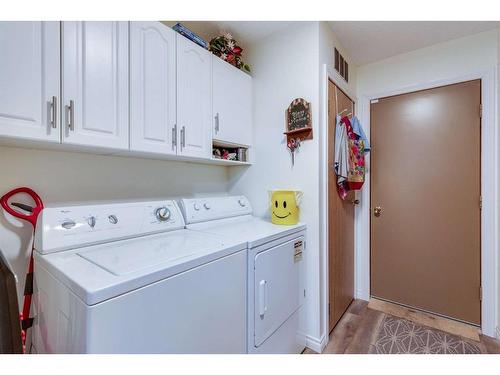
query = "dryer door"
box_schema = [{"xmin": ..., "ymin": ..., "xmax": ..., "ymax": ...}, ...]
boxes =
[{"xmin": 254, "ymin": 236, "xmax": 304, "ymax": 347}]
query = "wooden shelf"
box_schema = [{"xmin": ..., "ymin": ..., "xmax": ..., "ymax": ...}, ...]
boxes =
[{"xmin": 284, "ymin": 128, "xmax": 313, "ymax": 136}]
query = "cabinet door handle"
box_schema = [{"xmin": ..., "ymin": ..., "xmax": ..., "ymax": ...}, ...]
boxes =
[
  {"xmin": 181, "ymin": 126, "xmax": 186, "ymax": 148},
  {"xmin": 67, "ymin": 100, "xmax": 75, "ymax": 131},
  {"xmin": 172, "ymin": 124, "xmax": 177, "ymax": 150},
  {"xmin": 215, "ymin": 112, "xmax": 219, "ymax": 133},
  {"xmin": 50, "ymin": 96, "xmax": 58, "ymax": 129}
]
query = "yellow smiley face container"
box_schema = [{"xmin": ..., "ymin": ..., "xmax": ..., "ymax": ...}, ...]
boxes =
[{"xmin": 269, "ymin": 190, "xmax": 303, "ymax": 225}]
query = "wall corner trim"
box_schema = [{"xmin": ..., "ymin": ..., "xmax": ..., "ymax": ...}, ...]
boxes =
[{"xmin": 305, "ymin": 333, "xmax": 328, "ymax": 353}]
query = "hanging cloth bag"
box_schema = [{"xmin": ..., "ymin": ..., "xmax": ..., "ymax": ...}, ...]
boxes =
[{"xmin": 340, "ymin": 116, "xmax": 366, "ymax": 191}]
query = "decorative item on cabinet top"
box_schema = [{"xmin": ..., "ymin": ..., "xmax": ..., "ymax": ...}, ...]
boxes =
[
  {"xmin": 209, "ymin": 32, "xmax": 251, "ymax": 73},
  {"xmin": 172, "ymin": 23, "xmax": 208, "ymax": 49}
]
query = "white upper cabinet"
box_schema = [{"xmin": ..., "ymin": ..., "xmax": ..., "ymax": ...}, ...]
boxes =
[
  {"xmin": 0, "ymin": 21, "xmax": 252, "ymax": 165},
  {"xmin": 176, "ymin": 34, "xmax": 212, "ymax": 159},
  {"xmin": 130, "ymin": 22, "xmax": 177, "ymax": 155},
  {"xmin": 212, "ymin": 55, "xmax": 252, "ymax": 146},
  {"xmin": 62, "ymin": 22, "xmax": 129, "ymax": 150},
  {"xmin": 0, "ymin": 22, "xmax": 60, "ymax": 142}
]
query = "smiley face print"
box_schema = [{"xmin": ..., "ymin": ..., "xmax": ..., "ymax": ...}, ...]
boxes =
[{"xmin": 270, "ymin": 190, "xmax": 301, "ymax": 225}]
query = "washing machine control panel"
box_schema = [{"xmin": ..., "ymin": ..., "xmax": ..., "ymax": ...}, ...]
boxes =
[{"xmin": 35, "ymin": 200, "xmax": 185, "ymax": 254}]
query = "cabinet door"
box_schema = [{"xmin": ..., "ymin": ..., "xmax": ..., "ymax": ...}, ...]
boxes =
[
  {"xmin": 176, "ymin": 35, "xmax": 212, "ymax": 159},
  {"xmin": 0, "ymin": 22, "xmax": 60, "ymax": 142},
  {"xmin": 130, "ymin": 22, "xmax": 176, "ymax": 155},
  {"xmin": 62, "ymin": 22, "xmax": 129, "ymax": 150},
  {"xmin": 212, "ymin": 56, "xmax": 252, "ymax": 146}
]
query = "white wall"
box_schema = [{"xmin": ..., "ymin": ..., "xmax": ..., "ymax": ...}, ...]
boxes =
[
  {"xmin": 228, "ymin": 21, "xmax": 359, "ymax": 350},
  {"xmin": 355, "ymin": 29, "xmax": 499, "ymax": 337},
  {"xmin": 357, "ymin": 30, "xmax": 498, "ymax": 94},
  {"xmin": 319, "ymin": 22, "xmax": 357, "ymax": 92},
  {"xmin": 0, "ymin": 146, "xmax": 229, "ymax": 303},
  {"xmin": 227, "ymin": 22, "xmax": 323, "ymax": 344}
]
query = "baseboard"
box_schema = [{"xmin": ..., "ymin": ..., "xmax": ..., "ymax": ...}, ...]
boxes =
[
  {"xmin": 355, "ymin": 289, "xmax": 369, "ymax": 301},
  {"xmin": 305, "ymin": 334, "xmax": 327, "ymax": 353},
  {"xmin": 355, "ymin": 287, "xmax": 370, "ymax": 301}
]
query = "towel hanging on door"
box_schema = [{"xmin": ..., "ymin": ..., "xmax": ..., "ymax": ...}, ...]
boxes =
[
  {"xmin": 351, "ymin": 116, "xmax": 370, "ymax": 152},
  {"xmin": 334, "ymin": 115, "xmax": 369, "ymax": 199},
  {"xmin": 334, "ymin": 115, "xmax": 350, "ymax": 200}
]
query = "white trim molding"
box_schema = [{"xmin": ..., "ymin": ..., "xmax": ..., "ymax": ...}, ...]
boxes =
[
  {"xmin": 319, "ymin": 64, "xmax": 358, "ymax": 348},
  {"xmin": 305, "ymin": 334, "xmax": 328, "ymax": 354},
  {"xmin": 355, "ymin": 68, "xmax": 499, "ymax": 338}
]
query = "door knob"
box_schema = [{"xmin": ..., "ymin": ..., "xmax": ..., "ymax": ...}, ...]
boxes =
[{"xmin": 373, "ymin": 206, "xmax": 382, "ymax": 217}]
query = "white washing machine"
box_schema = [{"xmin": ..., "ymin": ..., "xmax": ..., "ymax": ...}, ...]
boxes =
[
  {"xmin": 32, "ymin": 199, "xmax": 247, "ymax": 353},
  {"xmin": 180, "ymin": 196, "xmax": 307, "ymax": 354}
]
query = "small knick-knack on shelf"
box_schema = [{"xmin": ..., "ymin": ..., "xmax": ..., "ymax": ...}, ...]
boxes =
[{"xmin": 209, "ymin": 33, "xmax": 251, "ymax": 73}]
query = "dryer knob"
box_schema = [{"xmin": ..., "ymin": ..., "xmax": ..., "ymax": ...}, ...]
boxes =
[
  {"xmin": 238, "ymin": 199, "xmax": 246, "ymax": 207},
  {"xmin": 204, "ymin": 203, "xmax": 211, "ymax": 210},
  {"xmin": 193, "ymin": 203, "xmax": 200, "ymax": 211}
]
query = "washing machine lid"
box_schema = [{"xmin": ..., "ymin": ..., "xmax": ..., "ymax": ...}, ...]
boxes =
[
  {"xmin": 35, "ymin": 230, "xmax": 245, "ymax": 305},
  {"xmin": 187, "ymin": 216, "xmax": 306, "ymax": 248},
  {"xmin": 78, "ymin": 230, "xmax": 210, "ymax": 276}
]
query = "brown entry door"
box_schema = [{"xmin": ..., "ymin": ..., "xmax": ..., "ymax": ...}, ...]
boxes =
[
  {"xmin": 371, "ymin": 80, "xmax": 481, "ymax": 325},
  {"xmin": 328, "ymin": 80, "xmax": 355, "ymax": 332}
]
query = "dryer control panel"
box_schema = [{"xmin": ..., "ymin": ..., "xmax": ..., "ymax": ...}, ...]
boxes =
[
  {"xmin": 34, "ymin": 200, "xmax": 185, "ymax": 254},
  {"xmin": 180, "ymin": 196, "xmax": 252, "ymax": 224}
]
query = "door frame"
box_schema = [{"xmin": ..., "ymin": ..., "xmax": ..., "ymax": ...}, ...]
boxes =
[
  {"xmin": 354, "ymin": 68, "xmax": 498, "ymax": 337},
  {"xmin": 319, "ymin": 65, "xmax": 358, "ymax": 351},
  {"xmin": 327, "ymin": 77, "xmax": 356, "ymax": 333}
]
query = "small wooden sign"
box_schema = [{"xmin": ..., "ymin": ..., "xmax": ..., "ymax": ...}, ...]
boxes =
[{"xmin": 285, "ymin": 98, "xmax": 313, "ymax": 142}]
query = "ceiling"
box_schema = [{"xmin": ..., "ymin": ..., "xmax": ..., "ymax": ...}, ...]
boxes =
[
  {"xmin": 329, "ymin": 21, "xmax": 500, "ymax": 65},
  {"xmin": 163, "ymin": 21, "xmax": 500, "ymax": 65}
]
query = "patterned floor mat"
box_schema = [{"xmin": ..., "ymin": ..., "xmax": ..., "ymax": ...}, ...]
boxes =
[{"xmin": 370, "ymin": 315, "xmax": 483, "ymax": 354}]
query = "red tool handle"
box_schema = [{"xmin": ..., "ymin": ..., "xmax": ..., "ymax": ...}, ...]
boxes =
[
  {"xmin": 0, "ymin": 187, "xmax": 44, "ymax": 227},
  {"xmin": 1, "ymin": 187, "xmax": 44, "ymax": 353}
]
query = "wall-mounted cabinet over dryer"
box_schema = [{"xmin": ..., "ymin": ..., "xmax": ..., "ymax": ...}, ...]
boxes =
[
  {"xmin": 0, "ymin": 21, "xmax": 253, "ymax": 166},
  {"xmin": 212, "ymin": 55, "xmax": 252, "ymax": 147}
]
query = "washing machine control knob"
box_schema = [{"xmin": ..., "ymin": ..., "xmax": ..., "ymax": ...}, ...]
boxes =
[
  {"xmin": 203, "ymin": 203, "xmax": 211, "ymax": 210},
  {"xmin": 61, "ymin": 220, "xmax": 76, "ymax": 229},
  {"xmin": 87, "ymin": 216, "xmax": 96, "ymax": 228},
  {"xmin": 155, "ymin": 207, "xmax": 171, "ymax": 222}
]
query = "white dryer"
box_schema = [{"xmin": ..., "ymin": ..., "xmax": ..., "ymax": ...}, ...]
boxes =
[
  {"xmin": 32, "ymin": 199, "xmax": 247, "ymax": 353},
  {"xmin": 180, "ymin": 196, "xmax": 307, "ymax": 354}
]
